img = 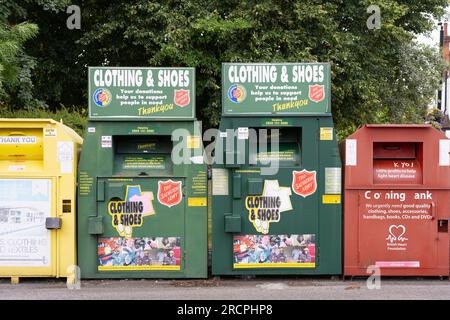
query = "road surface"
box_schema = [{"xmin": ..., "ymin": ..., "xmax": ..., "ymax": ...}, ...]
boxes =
[{"xmin": 0, "ymin": 277, "xmax": 449, "ymax": 300}]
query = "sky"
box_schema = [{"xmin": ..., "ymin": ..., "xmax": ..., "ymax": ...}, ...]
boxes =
[
  {"xmin": 416, "ymin": 27, "xmax": 440, "ymax": 46},
  {"xmin": 415, "ymin": 6, "xmax": 450, "ymax": 46}
]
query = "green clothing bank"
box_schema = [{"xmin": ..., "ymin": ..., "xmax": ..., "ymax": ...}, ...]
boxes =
[
  {"xmin": 211, "ymin": 63, "xmax": 342, "ymax": 275},
  {"xmin": 77, "ymin": 67, "xmax": 208, "ymax": 278}
]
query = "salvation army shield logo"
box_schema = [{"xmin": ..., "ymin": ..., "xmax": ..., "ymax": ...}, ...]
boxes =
[
  {"xmin": 174, "ymin": 89, "xmax": 190, "ymax": 107},
  {"xmin": 157, "ymin": 180, "xmax": 183, "ymax": 208},
  {"xmin": 308, "ymin": 85, "xmax": 325, "ymax": 103},
  {"xmin": 292, "ymin": 170, "xmax": 317, "ymax": 198}
]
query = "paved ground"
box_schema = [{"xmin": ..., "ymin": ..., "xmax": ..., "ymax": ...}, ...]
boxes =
[{"xmin": 0, "ymin": 277, "xmax": 449, "ymax": 300}]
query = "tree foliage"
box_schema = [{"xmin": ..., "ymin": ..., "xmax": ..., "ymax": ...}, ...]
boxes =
[
  {"xmin": 0, "ymin": 14, "xmax": 38, "ymax": 107},
  {"xmin": 0, "ymin": 0, "xmax": 448, "ymax": 136}
]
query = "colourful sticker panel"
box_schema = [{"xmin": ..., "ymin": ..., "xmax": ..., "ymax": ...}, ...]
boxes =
[
  {"xmin": 233, "ymin": 234, "xmax": 316, "ymax": 269},
  {"xmin": 98, "ymin": 237, "xmax": 181, "ymax": 271}
]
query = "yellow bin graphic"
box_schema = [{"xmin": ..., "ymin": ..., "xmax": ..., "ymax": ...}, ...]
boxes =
[{"xmin": 0, "ymin": 119, "xmax": 82, "ymax": 283}]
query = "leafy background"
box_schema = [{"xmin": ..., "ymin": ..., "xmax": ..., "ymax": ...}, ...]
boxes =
[{"xmin": 0, "ymin": 0, "xmax": 448, "ymax": 138}]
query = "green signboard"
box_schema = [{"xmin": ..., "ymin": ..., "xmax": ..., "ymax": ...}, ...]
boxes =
[
  {"xmin": 222, "ymin": 63, "xmax": 330, "ymax": 115},
  {"xmin": 88, "ymin": 67, "xmax": 195, "ymax": 120}
]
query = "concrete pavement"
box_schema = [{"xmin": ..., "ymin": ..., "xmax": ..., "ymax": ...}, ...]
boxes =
[{"xmin": 0, "ymin": 277, "xmax": 449, "ymax": 300}]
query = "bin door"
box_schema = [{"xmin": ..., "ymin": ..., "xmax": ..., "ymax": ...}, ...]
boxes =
[
  {"xmin": 96, "ymin": 177, "xmax": 185, "ymax": 272},
  {"xmin": 231, "ymin": 124, "xmax": 319, "ymax": 270},
  {"xmin": 0, "ymin": 178, "xmax": 57, "ymax": 276},
  {"xmin": 357, "ymin": 190, "xmax": 437, "ymax": 270}
]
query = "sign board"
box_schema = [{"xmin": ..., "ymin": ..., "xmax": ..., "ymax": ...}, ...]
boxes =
[
  {"xmin": 222, "ymin": 63, "xmax": 330, "ymax": 115},
  {"xmin": 88, "ymin": 67, "xmax": 195, "ymax": 120},
  {"xmin": 0, "ymin": 179, "xmax": 52, "ymax": 267}
]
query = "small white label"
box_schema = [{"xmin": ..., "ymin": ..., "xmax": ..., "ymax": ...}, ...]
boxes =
[
  {"xmin": 190, "ymin": 155, "xmax": 204, "ymax": 164},
  {"xmin": 439, "ymin": 139, "xmax": 450, "ymax": 166},
  {"xmin": 60, "ymin": 161, "xmax": 73, "ymax": 174},
  {"xmin": 8, "ymin": 165, "xmax": 25, "ymax": 171},
  {"xmin": 0, "ymin": 136, "xmax": 36, "ymax": 144},
  {"xmin": 325, "ymin": 167, "xmax": 341, "ymax": 194},
  {"xmin": 219, "ymin": 131, "xmax": 227, "ymax": 138},
  {"xmin": 101, "ymin": 136, "xmax": 112, "ymax": 148},
  {"xmin": 237, "ymin": 127, "xmax": 249, "ymax": 140},
  {"xmin": 44, "ymin": 128, "xmax": 57, "ymax": 137},
  {"xmin": 88, "ymin": 127, "xmax": 96, "ymax": 133},
  {"xmin": 345, "ymin": 139, "xmax": 357, "ymax": 166}
]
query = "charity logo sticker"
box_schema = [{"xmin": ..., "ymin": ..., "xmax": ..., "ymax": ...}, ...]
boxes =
[
  {"xmin": 93, "ymin": 88, "xmax": 112, "ymax": 107},
  {"xmin": 386, "ymin": 224, "xmax": 409, "ymax": 252},
  {"xmin": 157, "ymin": 180, "xmax": 183, "ymax": 208},
  {"xmin": 174, "ymin": 89, "xmax": 190, "ymax": 107},
  {"xmin": 108, "ymin": 185, "xmax": 155, "ymax": 238},
  {"xmin": 386, "ymin": 225, "xmax": 408, "ymax": 243},
  {"xmin": 227, "ymin": 84, "xmax": 246, "ymax": 103},
  {"xmin": 245, "ymin": 180, "xmax": 293, "ymax": 234},
  {"xmin": 308, "ymin": 84, "xmax": 325, "ymax": 103},
  {"xmin": 292, "ymin": 170, "xmax": 317, "ymax": 198}
]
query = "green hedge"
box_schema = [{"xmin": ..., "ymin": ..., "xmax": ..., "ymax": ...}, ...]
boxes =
[{"xmin": 0, "ymin": 106, "xmax": 87, "ymax": 136}]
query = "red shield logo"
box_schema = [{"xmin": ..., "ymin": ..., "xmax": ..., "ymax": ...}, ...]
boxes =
[
  {"xmin": 157, "ymin": 180, "xmax": 182, "ymax": 208},
  {"xmin": 174, "ymin": 90, "xmax": 190, "ymax": 107},
  {"xmin": 308, "ymin": 85, "xmax": 325, "ymax": 103},
  {"xmin": 292, "ymin": 170, "xmax": 317, "ymax": 198}
]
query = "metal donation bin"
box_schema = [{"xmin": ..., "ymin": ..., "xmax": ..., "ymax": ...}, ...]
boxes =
[
  {"xmin": 343, "ymin": 125, "xmax": 450, "ymax": 276},
  {"xmin": 77, "ymin": 67, "xmax": 207, "ymax": 278},
  {"xmin": 0, "ymin": 119, "xmax": 82, "ymax": 283},
  {"xmin": 211, "ymin": 63, "xmax": 342, "ymax": 275}
]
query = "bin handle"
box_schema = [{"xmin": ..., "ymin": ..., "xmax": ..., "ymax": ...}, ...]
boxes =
[
  {"xmin": 8, "ymin": 131, "xmax": 25, "ymax": 136},
  {"xmin": 430, "ymin": 202, "xmax": 436, "ymax": 220}
]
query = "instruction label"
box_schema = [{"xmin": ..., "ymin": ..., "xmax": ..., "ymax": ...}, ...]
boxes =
[
  {"xmin": 212, "ymin": 169, "xmax": 229, "ymax": 196},
  {"xmin": 0, "ymin": 179, "xmax": 52, "ymax": 267},
  {"xmin": 79, "ymin": 172, "xmax": 94, "ymax": 196},
  {"xmin": 345, "ymin": 139, "xmax": 357, "ymax": 166},
  {"xmin": 101, "ymin": 136, "xmax": 112, "ymax": 148},
  {"xmin": 360, "ymin": 190, "xmax": 434, "ymax": 253},
  {"xmin": 122, "ymin": 156, "xmax": 166, "ymax": 170}
]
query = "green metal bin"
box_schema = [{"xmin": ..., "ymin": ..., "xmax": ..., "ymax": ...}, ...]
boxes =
[
  {"xmin": 78, "ymin": 67, "xmax": 207, "ymax": 278},
  {"xmin": 211, "ymin": 63, "xmax": 342, "ymax": 275}
]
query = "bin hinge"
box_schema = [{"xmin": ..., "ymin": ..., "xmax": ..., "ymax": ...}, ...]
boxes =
[{"xmin": 97, "ymin": 180, "xmax": 105, "ymax": 202}]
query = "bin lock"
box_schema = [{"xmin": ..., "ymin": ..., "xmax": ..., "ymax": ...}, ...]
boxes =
[
  {"xmin": 45, "ymin": 217, "xmax": 62, "ymax": 230},
  {"xmin": 88, "ymin": 216, "xmax": 104, "ymax": 235}
]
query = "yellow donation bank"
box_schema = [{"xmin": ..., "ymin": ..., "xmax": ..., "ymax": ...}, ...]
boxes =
[{"xmin": 0, "ymin": 119, "xmax": 82, "ymax": 283}]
